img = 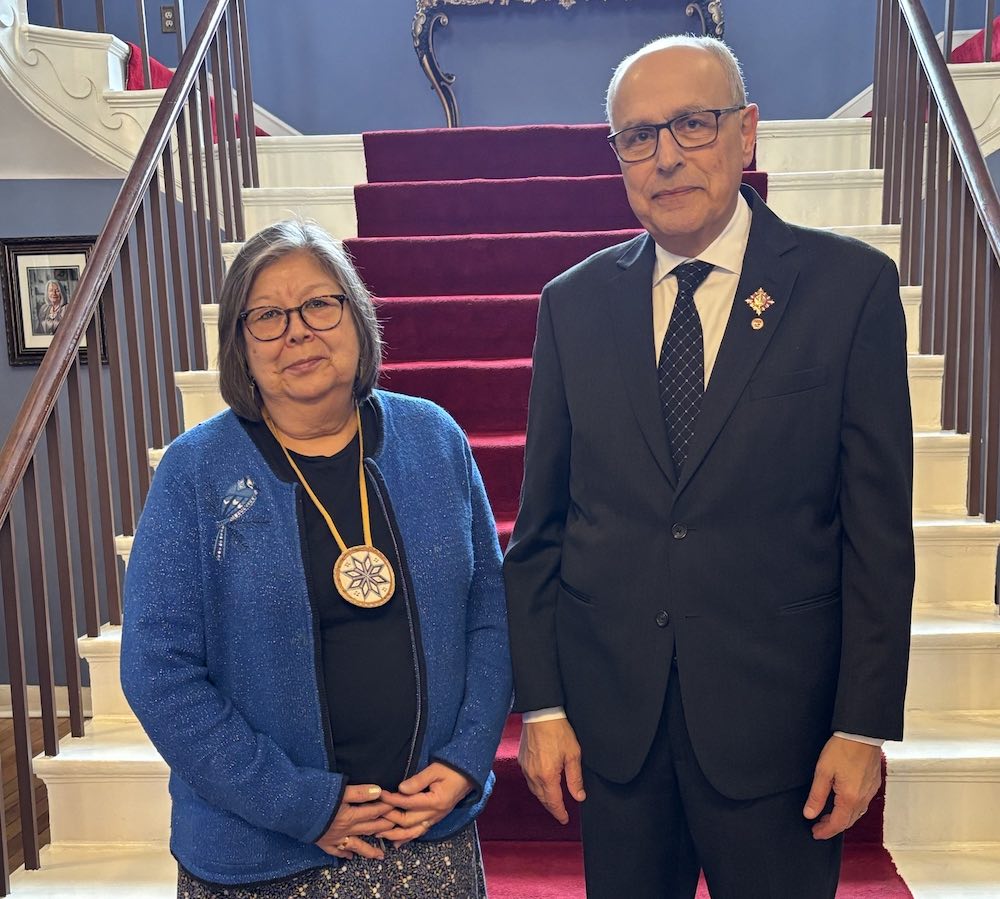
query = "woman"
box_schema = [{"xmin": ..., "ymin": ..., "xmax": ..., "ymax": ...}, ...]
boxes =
[
  {"xmin": 36, "ymin": 278, "xmax": 67, "ymax": 335},
  {"xmin": 121, "ymin": 219, "xmax": 512, "ymax": 897}
]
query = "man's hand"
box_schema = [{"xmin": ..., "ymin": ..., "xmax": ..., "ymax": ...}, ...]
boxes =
[
  {"xmin": 315, "ymin": 784, "xmax": 395, "ymax": 860},
  {"xmin": 803, "ymin": 736, "xmax": 882, "ymax": 840},
  {"xmin": 379, "ymin": 762, "xmax": 475, "ymax": 847},
  {"xmin": 519, "ymin": 718, "xmax": 586, "ymax": 824}
]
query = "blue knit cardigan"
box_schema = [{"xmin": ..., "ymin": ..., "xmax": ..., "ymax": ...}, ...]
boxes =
[{"xmin": 120, "ymin": 391, "xmax": 512, "ymax": 885}]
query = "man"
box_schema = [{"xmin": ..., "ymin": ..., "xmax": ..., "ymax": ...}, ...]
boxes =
[{"xmin": 503, "ymin": 35, "xmax": 914, "ymax": 898}]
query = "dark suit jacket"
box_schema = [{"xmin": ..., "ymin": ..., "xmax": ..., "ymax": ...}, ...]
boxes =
[{"xmin": 503, "ymin": 187, "xmax": 915, "ymax": 800}]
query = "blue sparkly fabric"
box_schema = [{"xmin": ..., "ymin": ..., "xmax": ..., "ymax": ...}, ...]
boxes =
[{"xmin": 120, "ymin": 390, "xmax": 512, "ymax": 886}]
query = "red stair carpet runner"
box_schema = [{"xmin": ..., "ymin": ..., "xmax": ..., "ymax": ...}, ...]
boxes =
[{"xmin": 347, "ymin": 125, "xmax": 910, "ymax": 897}]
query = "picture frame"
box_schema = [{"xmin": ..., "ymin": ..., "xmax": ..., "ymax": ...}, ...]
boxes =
[{"xmin": 0, "ymin": 235, "xmax": 107, "ymax": 366}]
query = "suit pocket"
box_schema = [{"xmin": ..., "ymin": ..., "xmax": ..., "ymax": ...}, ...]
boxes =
[
  {"xmin": 749, "ymin": 366, "xmax": 827, "ymax": 400},
  {"xmin": 778, "ymin": 590, "xmax": 841, "ymax": 615},
  {"xmin": 559, "ymin": 579, "xmax": 595, "ymax": 605}
]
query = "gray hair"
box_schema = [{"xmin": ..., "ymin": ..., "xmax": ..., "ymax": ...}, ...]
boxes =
[
  {"xmin": 605, "ymin": 35, "xmax": 748, "ymax": 125},
  {"xmin": 217, "ymin": 219, "xmax": 382, "ymax": 421}
]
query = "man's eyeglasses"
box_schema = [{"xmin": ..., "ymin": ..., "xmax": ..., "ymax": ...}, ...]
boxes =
[
  {"xmin": 607, "ymin": 105, "xmax": 747, "ymax": 163},
  {"xmin": 240, "ymin": 295, "xmax": 347, "ymax": 341}
]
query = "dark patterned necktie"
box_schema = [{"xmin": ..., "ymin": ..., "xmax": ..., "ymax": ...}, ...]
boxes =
[{"xmin": 658, "ymin": 260, "xmax": 714, "ymax": 473}]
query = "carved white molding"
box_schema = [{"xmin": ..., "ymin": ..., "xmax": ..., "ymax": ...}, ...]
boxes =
[{"xmin": 0, "ymin": 3, "xmax": 296, "ymax": 179}]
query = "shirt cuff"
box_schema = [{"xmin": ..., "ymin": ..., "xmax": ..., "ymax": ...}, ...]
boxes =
[
  {"xmin": 834, "ymin": 731, "xmax": 885, "ymax": 747},
  {"xmin": 521, "ymin": 707, "xmax": 568, "ymax": 724}
]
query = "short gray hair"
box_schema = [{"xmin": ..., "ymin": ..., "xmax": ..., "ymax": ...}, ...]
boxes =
[
  {"xmin": 606, "ymin": 35, "xmax": 748, "ymax": 125},
  {"xmin": 217, "ymin": 219, "xmax": 382, "ymax": 421}
]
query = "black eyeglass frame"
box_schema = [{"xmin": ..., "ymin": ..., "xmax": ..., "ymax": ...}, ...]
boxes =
[
  {"xmin": 239, "ymin": 294, "xmax": 348, "ymax": 342},
  {"xmin": 607, "ymin": 105, "xmax": 748, "ymax": 162}
]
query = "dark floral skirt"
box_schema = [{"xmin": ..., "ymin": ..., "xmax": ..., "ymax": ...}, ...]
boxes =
[{"xmin": 176, "ymin": 824, "xmax": 486, "ymax": 898}]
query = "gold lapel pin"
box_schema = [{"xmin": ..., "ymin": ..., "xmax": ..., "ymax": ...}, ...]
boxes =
[{"xmin": 745, "ymin": 288, "xmax": 775, "ymax": 331}]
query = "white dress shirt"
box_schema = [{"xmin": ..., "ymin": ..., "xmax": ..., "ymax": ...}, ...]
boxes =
[{"xmin": 523, "ymin": 196, "xmax": 881, "ymax": 748}]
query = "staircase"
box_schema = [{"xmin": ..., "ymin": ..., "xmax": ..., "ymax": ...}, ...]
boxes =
[{"xmin": 0, "ymin": 114, "xmax": 993, "ymax": 897}]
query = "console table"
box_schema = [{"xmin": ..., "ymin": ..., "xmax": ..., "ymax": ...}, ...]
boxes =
[{"xmin": 412, "ymin": 0, "xmax": 725, "ymax": 127}]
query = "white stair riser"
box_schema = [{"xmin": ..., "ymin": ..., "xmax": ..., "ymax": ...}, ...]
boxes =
[
  {"xmin": 885, "ymin": 775, "xmax": 1000, "ymax": 847},
  {"xmin": 196, "ymin": 290, "xmax": 922, "ymax": 368},
  {"xmin": 242, "ymin": 188, "xmax": 358, "ymax": 240},
  {"xmin": 42, "ymin": 776, "xmax": 170, "ymax": 844},
  {"xmin": 906, "ymin": 644, "xmax": 1000, "ymax": 712},
  {"xmin": 827, "ymin": 225, "xmax": 900, "ymax": 266},
  {"xmin": 83, "ymin": 656, "xmax": 133, "ymax": 718},
  {"xmin": 914, "ymin": 538, "xmax": 1000, "ymax": 605},
  {"xmin": 767, "ymin": 172, "xmax": 883, "ymax": 228},
  {"xmin": 175, "ymin": 363, "xmax": 943, "ymax": 437},
  {"xmin": 910, "ymin": 362, "xmax": 943, "ymax": 431},
  {"xmin": 902, "ymin": 286, "xmax": 921, "ymax": 355},
  {"xmin": 913, "ymin": 442, "xmax": 969, "ymax": 518},
  {"xmin": 256, "ymin": 137, "xmax": 368, "ymax": 188},
  {"xmin": 755, "ymin": 121, "xmax": 872, "ymax": 173}
]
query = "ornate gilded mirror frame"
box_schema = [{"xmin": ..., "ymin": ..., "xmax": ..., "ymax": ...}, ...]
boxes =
[{"xmin": 412, "ymin": 0, "xmax": 725, "ymax": 127}]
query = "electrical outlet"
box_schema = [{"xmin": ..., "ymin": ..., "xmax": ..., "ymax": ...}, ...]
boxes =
[{"xmin": 160, "ymin": 5, "xmax": 177, "ymax": 33}]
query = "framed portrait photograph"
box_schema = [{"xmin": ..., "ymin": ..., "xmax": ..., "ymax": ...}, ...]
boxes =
[{"xmin": 1, "ymin": 235, "xmax": 107, "ymax": 366}]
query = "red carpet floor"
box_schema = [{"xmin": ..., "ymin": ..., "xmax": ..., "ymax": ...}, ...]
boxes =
[{"xmin": 353, "ymin": 125, "xmax": 909, "ymax": 896}]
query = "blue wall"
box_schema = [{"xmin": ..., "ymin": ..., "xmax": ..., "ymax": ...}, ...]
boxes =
[{"xmin": 26, "ymin": 0, "xmax": 990, "ymax": 134}]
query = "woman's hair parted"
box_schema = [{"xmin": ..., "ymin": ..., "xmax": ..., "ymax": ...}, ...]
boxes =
[{"xmin": 217, "ymin": 219, "xmax": 383, "ymax": 420}]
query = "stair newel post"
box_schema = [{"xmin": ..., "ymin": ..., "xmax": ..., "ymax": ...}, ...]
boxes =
[
  {"xmin": 232, "ymin": 0, "xmax": 260, "ymax": 189},
  {"xmin": 942, "ymin": 157, "xmax": 964, "ymax": 431},
  {"xmin": 174, "ymin": 0, "xmax": 188, "ymax": 60},
  {"xmin": 943, "ymin": 0, "xmax": 957, "ymax": 59},
  {"xmin": 0, "ymin": 516, "xmax": 42, "ymax": 871},
  {"xmin": 186, "ymin": 92, "xmax": 218, "ymax": 324},
  {"xmin": 921, "ymin": 96, "xmax": 941, "ymax": 354},
  {"xmin": 175, "ymin": 108, "xmax": 208, "ymax": 370},
  {"xmin": 84, "ymin": 309, "xmax": 123, "ymax": 626},
  {"xmin": 103, "ymin": 266, "xmax": 138, "ymax": 536},
  {"xmin": 44, "ymin": 412, "xmax": 86, "ymax": 739},
  {"xmin": 210, "ymin": 39, "xmax": 237, "ymax": 243},
  {"xmin": 197, "ymin": 64, "xmax": 226, "ymax": 295},
  {"xmin": 162, "ymin": 140, "xmax": 193, "ymax": 374},
  {"xmin": 956, "ymin": 190, "xmax": 977, "ymax": 435},
  {"xmin": 118, "ymin": 234, "xmax": 153, "ymax": 503},
  {"xmin": 986, "ymin": 0, "xmax": 996, "ymax": 62},
  {"xmin": 23, "ymin": 458, "xmax": 59, "ymax": 757},
  {"xmin": 967, "ymin": 227, "xmax": 990, "ymax": 516},
  {"xmin": 882, "ymin": 2, "xmax": 904, "ymax": 225},
  {"xmin": 931, "ymin": 127, "xmax": 951, "ymax": 355},
  {"xmin": 135, "ymin": 0, "xmax": 152, "ymax": 89},
  {"xmin": 216, "ymin": 11, "xmax": 246, "ymax": 241},
  {"xmin": 871, "ymin": 0, "xmax": 889, "ymax": 169},
  {"xmin": 986, "ymin": 269, "xmax": 1000, "ymax": 522},
  {"xmin": 148, "ymin": 167, "xmax": 182, "ymax": 440},
  {"xmin": 134, "ymin": 203, "xmax": 165, "ymax": 448},
  {"xmin": 66, "ymin": 361, "xmax": 103, "ymax": 638},
  {"xmin": 899, "ymin": 37, "xmax": 925, "ymax": 284}
]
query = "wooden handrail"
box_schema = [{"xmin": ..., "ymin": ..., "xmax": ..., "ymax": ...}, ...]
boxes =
[
  {"xmin": 899, "ymin": 0, "xmax": 1000, "ymax": 263},
  {"xmin": 875, "ymin": 0, "xmax": 1000, "ymax": 520},
  {"xmin": 0, "ymin": 0, "xmax": 229, "ymax": 528}
]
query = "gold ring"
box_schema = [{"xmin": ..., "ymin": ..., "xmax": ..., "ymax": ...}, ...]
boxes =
[{"xmin": 336, "ymin": 837, "xmax": 350, "ymax": 850}]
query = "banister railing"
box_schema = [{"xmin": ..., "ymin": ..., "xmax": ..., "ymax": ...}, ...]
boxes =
[
  {"xmin": 871, "ymin": 0, "xmax": 1000, "ymax": 522},
  {"xmin": 0, "ymin": 0, "xmax": 257, "ymax": 889}
]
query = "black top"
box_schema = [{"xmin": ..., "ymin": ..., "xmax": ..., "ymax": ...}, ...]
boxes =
[{"xmin": 247, "ymin": 408, "xmax": 418, "ymax": 791}]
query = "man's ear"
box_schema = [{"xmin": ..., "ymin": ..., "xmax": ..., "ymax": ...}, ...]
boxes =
[{"xmin": 741, "ymin": 103, "xmax": 761, "ymax": 168}]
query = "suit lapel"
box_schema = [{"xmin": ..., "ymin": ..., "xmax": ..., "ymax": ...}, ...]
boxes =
[
  {"xmin": 609, "ymin": 233, "xmax": 677, "ymax": 488},
  {"xmin": 675, "ymin": 193, "xmax": 800, "ymax": 496}
]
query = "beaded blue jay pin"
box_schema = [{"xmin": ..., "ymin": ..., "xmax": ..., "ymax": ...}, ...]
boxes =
[{"xmin": 213, "ymin": 477, "xmax": 258, "ymax": 561}]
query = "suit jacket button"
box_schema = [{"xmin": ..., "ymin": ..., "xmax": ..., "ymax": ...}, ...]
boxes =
[
  {"xmin": 655, "ymin": 611, "xmax": 670, "ymax": 628},
  {"xmin": 671, "ymin": 523, "xmax": 687, "ymax": 539}
]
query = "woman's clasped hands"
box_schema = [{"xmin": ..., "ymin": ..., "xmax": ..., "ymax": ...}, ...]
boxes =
[{"xmin": 316, "ymin": 763, "xmax": 475, "ymax": 860}]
